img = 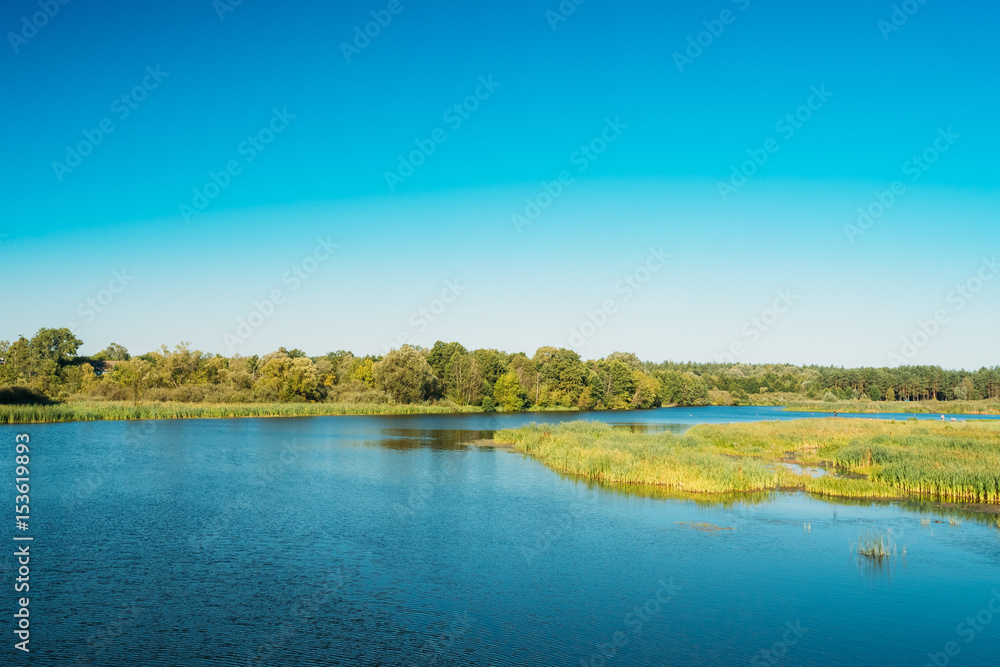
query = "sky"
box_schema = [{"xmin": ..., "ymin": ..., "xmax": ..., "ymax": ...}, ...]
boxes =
[{"xmin": 1, "ymin": 0, "xmax": 997, "ymax": 369}]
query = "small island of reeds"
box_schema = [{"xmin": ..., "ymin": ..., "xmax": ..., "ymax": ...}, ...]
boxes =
[{"xmin": 493, "ymin": 418, "xmax": 1000, "ymax": 505}]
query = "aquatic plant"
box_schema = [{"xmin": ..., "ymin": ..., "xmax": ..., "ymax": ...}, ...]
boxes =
[
  {"xmin": 495, "ymin": 418, "xmax": 1000, "ymax": 504},
  {"xmin": 0, "ymin": 401, "xmax": 481, "ymax": 424},
  {"xmin": 854, "ymin": 529, "xmax": 897, "ymax": 561}
]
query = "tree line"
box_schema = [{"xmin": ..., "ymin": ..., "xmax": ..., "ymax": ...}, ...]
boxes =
[{"xmin": 1, "ymin": 328, "xmax": 997, "ymax": 409}]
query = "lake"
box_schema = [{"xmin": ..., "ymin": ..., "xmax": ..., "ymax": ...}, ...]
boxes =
[{"xmin": 5, "ymin": 406, "xmax": 1000, "ymax": 666}]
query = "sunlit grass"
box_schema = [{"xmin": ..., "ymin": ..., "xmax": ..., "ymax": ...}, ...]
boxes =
[
  {"xmin": 495, "ymin": 418, "xmax": 1000, "ymax": 503},
  {"xmin": 785, "ymin": 399, "xmax": 1000, "ymax": 415},
  {"xmin": 854, "ymin": 529, "xmax": 897, "ymax": 561},
  {"xmin": 0, "ymin": 401, "xmax": 481, "ymax": 424},
  {"xmin": 494, "ymin": 421, "xmax": 780, "ymax": 494}
]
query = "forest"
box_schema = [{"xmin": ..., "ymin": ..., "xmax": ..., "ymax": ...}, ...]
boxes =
[{"xmin": 1, "ymin": 327, "xmax": 998, "ymax": 411}]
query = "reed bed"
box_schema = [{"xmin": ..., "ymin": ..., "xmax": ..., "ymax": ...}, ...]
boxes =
[
  {"xmin": 0, "ymin": 401, "xmax": 480, "ymax": 424},
  {"xmin": 494, "ymin": 421, "xmax": 779, "ymax": 494},
  {"xmin": 495, "ymin": 418, "xmax": 1000, "ymax": 504},
  {"xmin": 784, "ymin": 399, "xmax": 1000, "ymax": 415},
  {"xmin": 854, "ymin": 529, "xmax": 897, "ymax": 561}
]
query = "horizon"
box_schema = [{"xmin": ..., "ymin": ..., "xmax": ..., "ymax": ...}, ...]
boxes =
[{"xmin": 3, "ymin": 0, "xmax": 998, "ymax": 369}]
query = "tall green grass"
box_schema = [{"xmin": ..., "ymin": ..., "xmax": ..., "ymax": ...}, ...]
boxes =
[
  {"xmin": 785, "ymin": 399, "xmax": 1000, "ymax": 415},
  {"xmin": 495, "ymin": 418, "xmax": 1000, "ymax": 504},
  {"xmin": 694, "ymin": 419, "xmax": 1000, "ymax": 503},
  {"xmin": 495, "ymin": 421, "xmax": 780, "ymax": 493},
  {"xmin": 854, "ymin": 529, "xmax": 898, "ymax": 561},
  {"xmin": 0, "ymin": 401, "xmax": 481, "ymax": 424}
]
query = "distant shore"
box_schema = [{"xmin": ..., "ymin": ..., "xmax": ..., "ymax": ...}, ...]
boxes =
[
  {"xmin": 0, "ymin": 401, "xmax": 484, "ymax": 425},
  {"xmin": 2, "ymin": 397, "xmax": 999, "ymax": 425},
  {"xmin": 783, "ymin": 399, "xmax": 1000, "ymax": 415}
]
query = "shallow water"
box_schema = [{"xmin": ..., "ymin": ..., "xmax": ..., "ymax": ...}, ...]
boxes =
[{"xmin": 4, "ymin": 406, "xmax": 999, "ymax": 665}]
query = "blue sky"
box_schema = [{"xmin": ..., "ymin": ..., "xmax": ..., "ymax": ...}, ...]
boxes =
[{"xmin": 2, "ymin": 0, "xmax": 997, "ymax": 368}]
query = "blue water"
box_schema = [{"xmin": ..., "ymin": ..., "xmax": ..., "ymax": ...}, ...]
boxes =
[{"xmin": 3, "ymin": 407, "xmax": 999, "ymax": 665}]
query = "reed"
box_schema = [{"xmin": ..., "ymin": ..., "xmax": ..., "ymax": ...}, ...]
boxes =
[
  {"xmin": 854, "ymin": 529, "xmax": 897, "ymax": 561},
  {"xmin": 784, "ymin": 399, "xmax": 1000, "ymax": 415},
  {"xmin": 495, "ymin": 418, "xmax": 1000, "ymax": 504},
  {"xmin": 494, "ymin": 421, "xmax": 779, "ymax": 494},
  {"xmin": 0, "ymin": 401, "xmax": 481, "ymax": 424}
]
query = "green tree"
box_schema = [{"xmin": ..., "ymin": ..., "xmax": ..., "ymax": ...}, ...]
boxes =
[
  {"xmin": 471, "ymin": 348, "xmax": 508, "ymax": 396},
  {"xmin": 535, "ymin": 347, "xmax": 587, "ymax": 407},
  {"xmin": 259, "ymin": 356, "xmax": 321, "ymax": 401},
  {"xmin": 349, "ymin": 358, "xmax": 377, "ymax": 388},
  {"xmin": 630, "ymin": 371, "xmax": 661, "ymax": 409},
  {"xmin": 446, "ymin": 351, "xmax": 483, "ymax": 406},
  {"xmin": 95, "ymin": 343, "xmax": 131, "ymax": 361},
  {"xmin": 30, "ymin": 327, "xmax": 83, "ymax": 363},
  {"xmin": 427, "ymin": 341, "xmax": 467, "ymax": 384},
  {"xmin": 373, "ymin": 346, "xmax": 440, "ymax": 404},
  {"xmin": 507, "ymin": 353, "xmax": 539, "ymax": 406},
  {"xmin": 493, "ymin": 371, "xmax": 527, "ymax": 411},
  {"xmin": 112, "ymin": 358, "xmax": 155, "ymax": 405}
]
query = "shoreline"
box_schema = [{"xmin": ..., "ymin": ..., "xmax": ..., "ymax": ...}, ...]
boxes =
[{"xmin": 2, "ymin": 398, "xmax": 999, "ymax": 425}]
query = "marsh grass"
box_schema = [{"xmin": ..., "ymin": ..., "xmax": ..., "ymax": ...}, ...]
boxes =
[
  {"xmin": 495, "ymin": 418, "xmax": 1000, "ymax": 503},
  {"xmin": 691, "ymin": 419, "xmax": 1000, "ymax": 503},
  {"xmin": 494, "ymin": 421, "xmax": 780, "ymax": 494},
  {"xmin": 785, "ymin": 399, "xmax": 1000, "ymax": 415},
  {"xmin": 0, "ymin": 401, "xmax": 481, "ymax": 424},
  {"xmin": 854, "ymin": 529, "xmax": 898, "ymax": 561}
]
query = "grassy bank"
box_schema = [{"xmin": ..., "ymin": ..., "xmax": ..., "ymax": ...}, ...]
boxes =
[
  {"xmin": 494, "ymin": 419, "xmax": 1000, "ymax": 504},
  {"xmin": 0, "ymin": 401, "xmax": 483, "ymax": 424},
  {"xmin": 784, "ymin": 399, "xmax": 1000, "ymax": 415}
]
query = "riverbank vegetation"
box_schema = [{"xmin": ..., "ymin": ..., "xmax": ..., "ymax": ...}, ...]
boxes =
[
  {"xmin": 494, "ymin": 419, "xmax": 1000, "ymax": 504},
  {"xmin": 0, "ymin": 401, "xmax": 481, "ymax": 425},
  {"xmin": 785, "ymin": 399, "xmax": 1000, "ymax": 415},
  {"xmin": 1, "ymin": 328, "xmax": 997, "ymax": 422}
]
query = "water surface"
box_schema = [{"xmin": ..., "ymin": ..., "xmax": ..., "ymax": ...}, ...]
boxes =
[{"xmin": 4, "ymin": 406, "xmax": 999, "ymax": 666}]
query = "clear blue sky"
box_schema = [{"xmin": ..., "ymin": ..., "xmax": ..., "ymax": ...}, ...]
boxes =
[{"xmin": 2, "ymin": 0, "xmax": 997, "ymax": 368}]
